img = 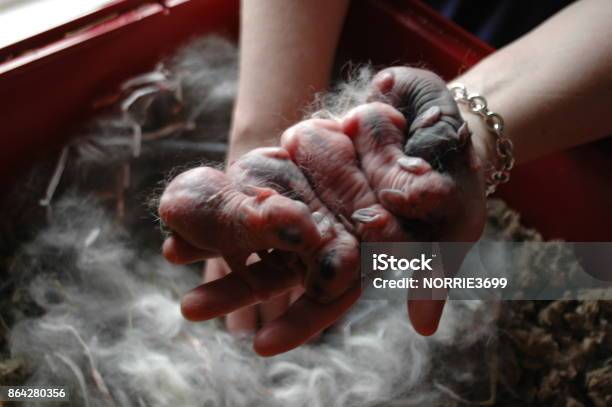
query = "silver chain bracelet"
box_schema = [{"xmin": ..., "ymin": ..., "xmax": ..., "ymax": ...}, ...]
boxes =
[{"xmin": 448, "ymin": 83, "xmax": 515, "ymax": 196}]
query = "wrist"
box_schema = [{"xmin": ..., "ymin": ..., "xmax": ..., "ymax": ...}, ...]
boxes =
[
  {"xmin": 460, "ymin": 106, "xmax": 499, "ymax": 175},
  {"xmin": 450, "ymin": 81, "xmax": 514, "ymax": 195},
  {"xmin": 227, "ymin": 118, "xmax": 281, "ymax": 166}
]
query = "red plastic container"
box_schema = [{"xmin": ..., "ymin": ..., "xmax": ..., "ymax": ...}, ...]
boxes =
[{"xmin": 1, "ymin": 0, "xmax": 610, "ymax": 241}]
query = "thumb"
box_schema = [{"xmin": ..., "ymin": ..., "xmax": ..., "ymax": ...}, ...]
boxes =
[
  {"xmin": 407, "ymin": 242, "xmax": 472, "ymax": 335},
  {"xmin": 408, "ymin": 299, "xmax": 446, "ymax": 336}
]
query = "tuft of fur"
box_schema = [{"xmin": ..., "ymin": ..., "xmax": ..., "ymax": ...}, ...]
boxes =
[{"xmin": 308, "ymin": 66, "xmax": 375, "ymax": 121}]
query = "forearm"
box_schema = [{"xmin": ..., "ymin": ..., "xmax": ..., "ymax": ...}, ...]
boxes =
[
  {"xmin": 455, "ymin": 0, "xmax": 612, "ymax": 165},
  {"xmin": 229, "ymin": 0, "xmax": 350, "ymax": 162}
]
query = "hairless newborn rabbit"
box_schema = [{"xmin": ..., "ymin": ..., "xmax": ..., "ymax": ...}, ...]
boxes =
[{"xmin": 158, "ymin": 67, "xmax": 487, "ymax": 356}]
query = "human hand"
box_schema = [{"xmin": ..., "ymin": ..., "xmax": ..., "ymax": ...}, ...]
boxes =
[{"xmin": 158, "ymin": 67, "xmax": 488, "ymax": 355}]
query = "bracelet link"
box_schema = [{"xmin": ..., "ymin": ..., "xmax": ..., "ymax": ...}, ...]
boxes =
[
  {"xmin": 485, "ymin": 111, "xmax": 504, "ymax": 133},
  {"xmin": 468, "ymin": 94, "xmax": 487, "ymax": 113},
  {"xmin": 449, "ymin": 83, "xmax": 514, "ymax": 196}
]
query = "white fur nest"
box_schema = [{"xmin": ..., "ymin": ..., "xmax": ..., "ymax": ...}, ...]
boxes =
[{"xmin": 11, "ymin": 198, "xmax": 497, "ymax": 407}]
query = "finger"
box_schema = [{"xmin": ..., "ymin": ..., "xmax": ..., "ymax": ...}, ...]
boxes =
[
  {"xmin": 258, "ymin": 294, "xmax": 290, "ymax": 324},
  {"xmin": 253, "ymin": 252, "xmax": 291, "ymax": 325},
  {"xmin": 181, "ymin": 251, "xmax": 304, "ymax": 321},
  {"xmin": 225, "ymin": 257, "xmax": 260, "ymax": 334},
  {"xmin": 162, "ymin": 234, "xmax": 218, "ymax": 264},
  {"xmin": 407, "ymin": 242, "xmax": 471, "ymax": 335},
  {"xmin": 281, "ymin": 119, "xmax": 407, "ymax": 242},
  {"xmin": 285, "ymin": 286, "xmax": 321, "ymax": 342},
  {"xmin": 342, "ymin": 102, "xmax": 458, "ymax": 226},
  {"xmin": 206, "ymin": 257, "xmax": 259, "ymax": 335},
  {"xmin": 158, "ymin": 166, "xmax": 322, "ymax": 256},
  {"xmin": 228, "ymin": 147, "xmax": 360, "ymax": 302},
  {"xmin": 226, "ymin": 306, "xmax": 258, "ymax": 335},
  {"xmin": 289, "ymin": 286, "xmax": 304, "ymax": 304},
  {"xmin": 203, "ymin": 259, "xmax": 225, "ymax": 283},
  {"xmin": 408, "ymin": 300, "xmax": 446, "ymax": 336},
  {"xmin": 253, "ymin": 284, "xmax": 361, "ymax": 356}
]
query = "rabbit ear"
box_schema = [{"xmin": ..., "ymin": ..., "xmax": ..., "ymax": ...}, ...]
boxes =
[
  {"xmin": 410, "ymin": 106, "xmax": 442, "ymax": 130},
  {"xmin": 241, "ymin": 185, "xmax": 279, "ymax": 201}
]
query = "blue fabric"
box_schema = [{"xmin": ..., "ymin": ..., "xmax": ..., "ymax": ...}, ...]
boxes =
[{"xmin": 425, "ymin": 0, "xmax": 575, "ymax": 48}]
